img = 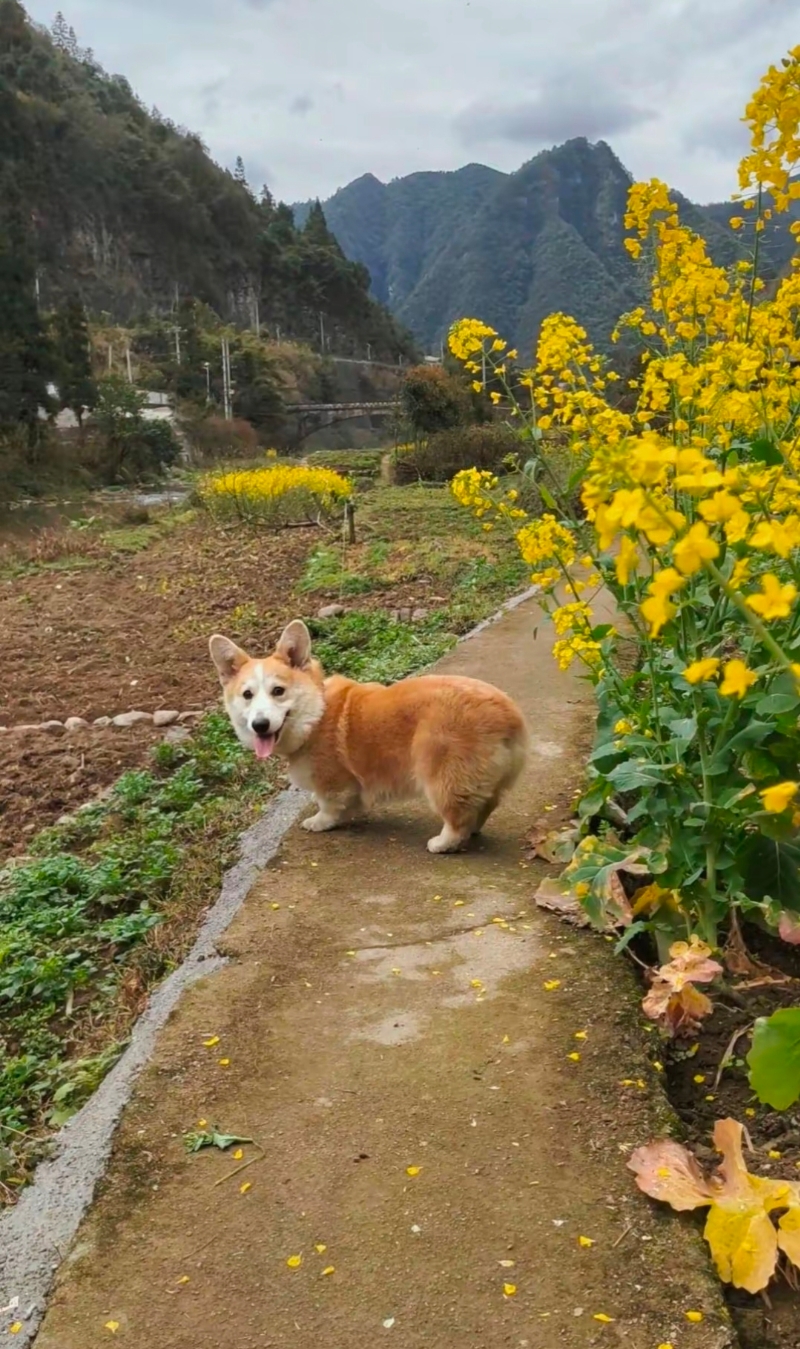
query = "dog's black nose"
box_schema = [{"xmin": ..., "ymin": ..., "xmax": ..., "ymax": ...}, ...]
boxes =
[{"xmin": 252, "ymin": 718, "xmax": 272, "ymax": 737}]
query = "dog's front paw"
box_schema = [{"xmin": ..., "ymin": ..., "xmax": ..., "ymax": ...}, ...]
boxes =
[
  {"xmin": 427, "ymin": 830, "xmax": 465, "ymax": 854},
  {"xmin": 303, "ymin": 812, "xmax": 338, "ymax": 833}
]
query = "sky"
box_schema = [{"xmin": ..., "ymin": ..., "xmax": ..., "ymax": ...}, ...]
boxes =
[{"xmin": 24, "ymin": 0, "xmax": 800, "ymax": 206}]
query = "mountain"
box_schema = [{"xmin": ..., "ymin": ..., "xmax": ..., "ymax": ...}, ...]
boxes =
[
  {"xmin": 296, "ymin": 140, "xmax": 792, "ymax": 355},
  {"xmin": 0, "ymin": 0, "xmax": 416, "ymax": 362}
]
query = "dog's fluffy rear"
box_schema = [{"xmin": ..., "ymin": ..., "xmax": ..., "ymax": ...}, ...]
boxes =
[{"xmin": 312, "ymin": 671, "xmax": 528, "ymax": 851}]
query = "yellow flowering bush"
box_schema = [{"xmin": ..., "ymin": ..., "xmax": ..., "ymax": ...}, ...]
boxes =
[
  {"xmin": 449, "ymin": 46, "xmax": 800, "ymax": 949},
  {"xmin": 199, "ymin": 462, "xmax": 352, "ymax": 528}
]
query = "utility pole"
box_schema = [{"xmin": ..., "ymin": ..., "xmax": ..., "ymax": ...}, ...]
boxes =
[
  {"xmin": 203, "ymin": 361, "xmax": 211, "ymax": 404},
  {"xmin": 125, "ymin": 345, "xmax": 133, "ymax": 384},
  {"xmin": 252, "ymin": 292, "xmax": 261, "ymax": 338},
  {"xmin": 174, "ymin": 326, "xmax": 181, "ymax": 365},
  {"xmin": 221, "ymin": 337, "xmax": 233, "ymax": 420}
]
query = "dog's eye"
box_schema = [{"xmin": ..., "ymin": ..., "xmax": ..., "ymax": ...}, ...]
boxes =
[
  {"xmin": 243, "ymin": 689, "xmax": 254, "ymax": 701},
  {"xmin": 272, "ymin": 686, "xmax": 285, "ymax": 698}
]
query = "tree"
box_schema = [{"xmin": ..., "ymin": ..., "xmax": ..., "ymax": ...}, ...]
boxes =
[
  {"xmin": 400, "ymin": 365, "xmax": 470, "ymax": 440},
  {"xmin": 53, "ymin": 295, "xmax": 96, "ymax": 428},
  {"xmin": 0, "ymin": 217, "xmax": 55, "ymax": 446},
  {"xmin": 51, "ymin": 10, "xmax": 70, "ymax": 50},
  {"xmin": 234, "ymin": 156, "xmax": 247, "ymax": 187}
]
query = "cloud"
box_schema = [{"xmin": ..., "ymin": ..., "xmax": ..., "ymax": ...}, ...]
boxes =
[
  {"xmin": 21, "ymin": 0, "xmax": 800, "ymax": 205},
  {"xmin": 455, "ymin": 86, "xmax": 657, "ymax": 149},
  {"xmin": 290, "ymin": 94, "xmax": 313, "ymax": 117}
]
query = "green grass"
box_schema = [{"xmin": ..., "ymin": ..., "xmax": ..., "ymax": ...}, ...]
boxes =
[{"xmin": 0, "ymin": 712, "xmax": 280, "ymax": 1192}]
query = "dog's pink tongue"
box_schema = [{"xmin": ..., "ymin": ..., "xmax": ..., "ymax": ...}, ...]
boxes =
[{"xmin": 254, "ymin": 734, "xmax": 277, "ymax": 760}]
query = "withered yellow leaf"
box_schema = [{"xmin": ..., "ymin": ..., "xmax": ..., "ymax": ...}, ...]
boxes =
[
  {"xmin": 240, "ymin": 1181, "xmax": 252, "ymax": 1195},
  {"xmin": 104, "ymin": 1324, "xmax": 120, "ymax": 1335},
  {"xmin": 630, "ymin": 1118, "xmax": 800, "ymax": 1294},
  {"xmin": 322, "ymin": 1266, "xmax": 335, "ymax": 1276},
  {"xmin": 233, "ymin": 1148, "xmax": 243, "ymax": 1161},
  {"xmin": 286, "ymin": 1254, "xmax": 302, "ymax": 1268},
  {"xmin": 503, "ymin": 1283, "xmax": 517, "ymax": 1296},
  {"xmin": 406, "ymin": 1165, "xmax": 421, "ymax": 1177},
  {"xmin": 202, "ymin": 1036, "xmax": 220, "ymax": 1047}
]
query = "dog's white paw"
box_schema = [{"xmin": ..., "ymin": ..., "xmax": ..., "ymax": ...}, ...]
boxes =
[
  {"xmin": 303, "ymin": 812, "xmax": 338, "ymax": 833},
  {"xmin": 427, "ymin": 831, "xmax": 463, "ymax": 854}
]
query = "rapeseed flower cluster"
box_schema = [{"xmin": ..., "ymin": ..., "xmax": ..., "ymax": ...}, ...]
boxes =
[
  {"xmin": 447, "ymin": 46, "xmax": 800, "ymax": 945},
  {"xmin": 200, "ymin": 463, "xmax": 352, "ymax": 527}
]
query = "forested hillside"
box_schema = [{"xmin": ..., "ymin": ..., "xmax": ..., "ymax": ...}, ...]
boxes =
[
  {"xmin": 0, "ymin": 0, "xmax": 415, "ymax": 361},
  {"xmin": 297, "ymin": 139, "xmax": 796, "ymax": 354}
]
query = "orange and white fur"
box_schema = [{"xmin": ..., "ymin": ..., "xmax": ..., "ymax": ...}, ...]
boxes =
[{"xmin": 209, "ymin": 621, "xmax": 528, "ymax": 853}]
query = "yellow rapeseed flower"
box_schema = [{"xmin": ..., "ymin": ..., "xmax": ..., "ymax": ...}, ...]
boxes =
[
  {"xmin": 746, "ymin": 573, "xmax": 798, "ymax": 620},
  {"xmin": 761, "ymin": 781, "xmax": 799, "ymax": 814},
  {"xmin": 719, "ymin": 659, "xmax": 758, "ymax": 699},
  {"xmin": 683, "ymin": 658, "xmax": 721, "ymax": 685}
]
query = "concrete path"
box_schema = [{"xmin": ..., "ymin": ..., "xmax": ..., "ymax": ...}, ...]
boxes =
[{"xmin": 31, "ymin": 598, "xmax": 731, "ymax": 1348}]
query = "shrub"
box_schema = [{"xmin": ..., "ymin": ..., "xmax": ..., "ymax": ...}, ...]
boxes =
[
  {"xmin": 447, "ymin": 46, "xmax": 800, "ymax": 953},
  {"xmin": 198, "ymin": 463, "xmax": 352, "ymax": 527},
  {"xmin": 182, "ymin": 414, "xmax": 259, "ymax": 464},
  {"xmin": 392, "ymin": 423, "xmax": 522, "ymax": 484},
  {"xmin": 400, "ymin": 364, "xmax": 470, "ymax": 437}
]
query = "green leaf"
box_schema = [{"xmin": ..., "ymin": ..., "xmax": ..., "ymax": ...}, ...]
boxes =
[
  {"xmin": 539, "ymin": 483, "xmax": 557, "ymax": 510},
  {"xmin": 747, "ymin": 1009, "xmax": 800, "ymax": 1110},
  {"xmin": 607, "ymin": 759, "xmax": 671, "ymax": 792},
  {"xmin": 749, "ymin": 437, "xmax": 784, "ymax": 467},
  {"xmin": 670, "ymin": 717, "xmax": 697, "ymax": 744},
  {"xmin": 184, "ymin": 1129, "xmax": 253, "ymax": 1154},
  {"xmin": 738, "ymin": 832, "xmax": 800, "ymax": 910},
  {"xmin": 756, "ymin": 693, "xmax": 800, "ymax": 716}
]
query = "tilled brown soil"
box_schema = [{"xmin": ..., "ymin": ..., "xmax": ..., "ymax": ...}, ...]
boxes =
[{"xmin": 0, "ymin": 519, "xmax": 320, "ymax": 855}]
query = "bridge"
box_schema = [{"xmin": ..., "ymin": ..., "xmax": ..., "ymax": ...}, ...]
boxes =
[{"xmin": 283, "ymin": 400, "xmax": 399, "ymax": 445}]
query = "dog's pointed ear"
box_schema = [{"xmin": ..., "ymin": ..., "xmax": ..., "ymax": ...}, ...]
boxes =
[
  {"xmin": 275, "ymin": 620, "xmax": 312, "ymax": 669},
  {"xmin": 209, "ymin": 634, "xmax": 250, "ymax": 684}
]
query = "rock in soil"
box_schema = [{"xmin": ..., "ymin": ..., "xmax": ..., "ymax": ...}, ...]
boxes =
[
  {"xmin": 152, "ymin": 710, "xmax": 180, "ymax": 728},
  {"xmin": 112, "ymin": 711, "xmax": 153, "ymax": 728},
  {"xmin": 64, "ymin": 717, "xmax": 90, "ymax": 732},
  {"xmin": 317, "ymin": 603, "xmax": 346, "ymax": 618}
]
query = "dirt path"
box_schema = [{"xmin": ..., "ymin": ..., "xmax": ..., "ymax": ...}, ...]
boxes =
[{"xmin": 28, "ymin": 599, "xmax": 731, "ymax": 1349}]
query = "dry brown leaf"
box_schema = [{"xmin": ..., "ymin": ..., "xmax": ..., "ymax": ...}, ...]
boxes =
[
  {"xmin": 642, "ymin": 936, "xmax": 723, "ymax": 1037},
  {"xmin": 533, "ymin": 878, "xmax": 591, "ymax": 928}
]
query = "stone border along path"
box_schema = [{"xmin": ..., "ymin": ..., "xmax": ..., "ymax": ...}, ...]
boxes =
[
  {"xmin": 0, "ymin": 587, "xmax": 734, "ymax": 1349},
  {"xmin": 0, "ymin": 710, "xmax": 204, "ymax": 736}
]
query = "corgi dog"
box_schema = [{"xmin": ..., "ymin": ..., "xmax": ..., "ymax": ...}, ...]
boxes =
[{"xmin": 209, "ymin": 620, "xmax": 528, "ymax": 853}]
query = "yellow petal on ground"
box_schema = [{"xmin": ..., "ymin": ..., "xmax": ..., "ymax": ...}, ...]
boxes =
[
  {"xmin": 578, "ymin": 1235, "xmax": 595, "ymax": 1247},
  {"xmin": 503, "ymin": 1283, "xmax": 517, "ymax": 1296},
  {"xmin": 502, "ymin": 1035, "xmax": 510, "ymax": 1044},
  {"xmin": 271, "ymin": 903, "xmax": 280, "ymax": 910},
  {"xmin": 202, "ymin": 1036, "xmax": 220, "ymax": 1047},
  {"xmin": 240, "ymin": 1181, "xmax": 252, "ymax": 1195},
  {"xmin": 769, "ymin": 1150, "xmax": 782, "ymax": 1160},
  {"xmin": 315, "ymin": 1244, "xmax": 327, "ymax": 1254},
  {"xmin": 685, "ymin": 1310, "xmax": 704, "ymax": 1323},
  {"xmin": 8, "ymin": 1326, "xmax": 22, "ymax": 1336},
  {"xmin": 177, "ymin": 1275, "xmax": 190, "ymax": 1285},
  {"xmin": 567, "ymin": 1053, "xmax": 581, "ymax": 1063},
  {"xmin": 322, "ymin": 1266, "xmax": 335, "ymax": 1277},
  {"xmin": 471, "ymin": 979, "xmax": 484, "ymax": 989},
  {"xmin": 286, "ymin": 1255, "xmax": 302, "ymax": 1268},
  {"xmin": 391, "ymin": 968, "xmax": 402, "ymax": 976},
  {"xmin": 574, "ymin": 1031, "xmax": 588, "ymax": 1040},
  {"xmin": 499, "ymin": 1259, "xmax": 515, "ymax": 1268},
  {"xmin": 543, "ymin": 980, "xmax": 561, "ymax": 991},
  {"xmin": 657, "ymin": 1344, "xmax": 675, "ymax": 1349},
  {"xmin": 694, "ymin": 1075, "xmax": 706, "ymax": 1084},
  {"xmin": 453, "ymin": 900, "xmax": 465, "ymax": 907},
  {"xmin": 406, "ymin": 1166, "xmax": 422, "ymax": 1177},
  {"xmin": 592, "ymin": 1313, "xmax": 614, "ymax": 1322},
  {"xmin": 218, "ymin": 1058, "xmax": 231, "ymax": 1067},
  {"xmin": 104, "ymin": 1324, "xmax": 120, "ymax": 1335},
  {"xmin": 233, "ymin": 1149, "xmax": 243, "ymax": 1160}
]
